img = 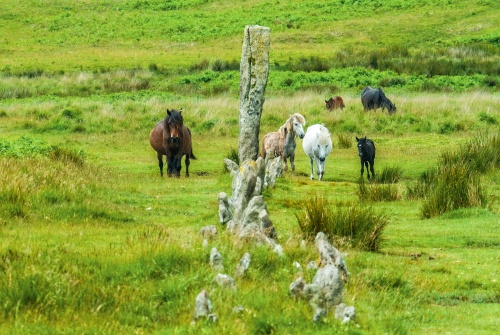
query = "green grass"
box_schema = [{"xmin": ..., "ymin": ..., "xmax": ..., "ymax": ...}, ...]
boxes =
[
  {"xmin": 1, "ymin": 92, "xmax": 498, "ymax": 334},
  {"xmin": 0, "ymin": 0, "xmax": 499, "ymax": 334}
]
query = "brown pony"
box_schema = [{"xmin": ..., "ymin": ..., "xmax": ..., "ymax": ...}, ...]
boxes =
[
  {"xmin": 149, "ymin": 109, "xmax": 196, "ymax": 177},
  {"xmin": 325, "ymin": 96, "xmax": 345, "ymax": 112}
]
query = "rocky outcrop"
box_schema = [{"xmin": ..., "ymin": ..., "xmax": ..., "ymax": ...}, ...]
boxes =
[{"xmin": 289, "ymin": 233, "xmax": 355, "ymax": 322}]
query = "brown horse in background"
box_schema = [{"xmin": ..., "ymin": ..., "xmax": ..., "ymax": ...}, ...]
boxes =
[
  {"xmin": 325, "ymin": 96, "xmax": 345, "ymax": 112},
  {"xmin": 149, "ymin": 109, "xmax": 196, "ymax": 177}
]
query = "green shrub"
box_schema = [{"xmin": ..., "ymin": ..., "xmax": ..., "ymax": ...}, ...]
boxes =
[
  {"xmin": 0, "ymin": 136, "xmax": 52, "ymax": 158},
  {"xmin": 478, "ymin": 112, "xmax": 497, "ymax": 125},
  {"xmin": 295, "ymin": 196, "xmax": 388, "ymax": 252}
]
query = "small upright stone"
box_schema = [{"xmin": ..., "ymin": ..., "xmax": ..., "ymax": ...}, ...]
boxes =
[
  {"xmin": 234, "ymin": 252, "xmax": 251, "ymax": 278},
  {"xmin": 193, "ymin": 290, "xmax": 216, "ymax": 322},
  {"xmin": 217, "ymin": 192, "xmax": 232, "ymax": 225},
  {"xmin": 335, "ymin": 303, "xmax": 356, "ymax": 324},
  {"xmin": 210, "ymin": 247, "xmax": 224, "ymax": 272}
]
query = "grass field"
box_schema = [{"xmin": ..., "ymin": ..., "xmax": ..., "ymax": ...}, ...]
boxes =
[{"xmin": 1, "ymin": 0, "xmax": 499, "ymax": 334}]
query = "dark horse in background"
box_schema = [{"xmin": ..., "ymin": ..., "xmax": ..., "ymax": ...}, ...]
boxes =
[
  {"xmin": 149, "ymin": 109, "xmax": 196, "ymax": 177},
  {"xmin": 356, "ymin": 136, "xmax": 376, "ymax": 180},
  {"xmin": 361, "ymin": 86, "xmax": 396, "ymax": 114}
]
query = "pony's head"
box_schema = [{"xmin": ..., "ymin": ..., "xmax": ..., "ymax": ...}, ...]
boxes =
[
  {"xmin": 356, "ymin": 136, "xmax": 369, "ymax": 157},
  {"xmin": 290, "ymin": 113, "xmax": 306, "ymax": 139},
  {"xmin": 315, "ymin": 128, "xmax": 332, "ymax": 162},
  {"xmin": 387, "ymin": 102, "xmax": 397, "ymax": 114},
  {"xmin": 165, "ymin": 109, "xmax": 184, "ymax": 144},
  {"xmin": 325, "ymin": 98, "xmax": 334, "ymax": 111}
]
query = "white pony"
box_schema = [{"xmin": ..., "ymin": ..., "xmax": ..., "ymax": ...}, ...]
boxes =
[
  {"xmin": 261, "ymin": 113, "xmax": 306, "ymax": 172},
  {"xmin": 302, "ymin": 124, "xmax": 332, "ymax": 181}
]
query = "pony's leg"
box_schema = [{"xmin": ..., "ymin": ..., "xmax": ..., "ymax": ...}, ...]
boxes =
[
  {"xmin": 290, "ymin": 153, "xmax": 295, "ymax": 173},
  {"xmin": 157, "ymin": 153, "xmax": 164, "ymax": 177},
  {"xmin": 185, "ymin": 155, "xmax": 190, "ymax": 177},
  {"xmin": 369, "ymin": 160, "xmax": 375, "ymax": 180},
  {"xmin": 174, "ymin": 156, "xmax": 181, "ymax": 177},
  {"xmin": 364, "ymin": 161, "xmax": 371, "ymax": 180},
  {"xmin": 309, "ymin": 157, "xmax": 314, "ymax": 180},
  {"xmin": 167, "ymin": 156, "xmax": 174, "ymax": 177},
  {"xmin": 360, "ymin": 159, "xmax": 365, "ymax": 178},
  {"xmin": 318, "ymin": 159, "xmax": 325, "ymax": 181},
  {"xmin": 282, "ymin": 154, "xmax": 288, "ymax": 171}
]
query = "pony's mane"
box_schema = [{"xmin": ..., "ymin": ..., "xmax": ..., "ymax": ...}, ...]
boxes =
[
  {"xmin": 291, "ymin": 113, "xmax": 306, "ymax": 126},
  {"xmin": 165, "ymin": 109, "xmax": 184, "ymax": 127},
  {"xmin": 279, "ymin": 113, "xmax": 306, "ymax": 137},
  {"xmin": 315, "ymin": 125, "xmax": 331, "ymax": 145}
]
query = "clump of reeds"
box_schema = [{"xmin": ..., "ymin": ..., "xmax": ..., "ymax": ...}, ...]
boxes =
[
  {"xmin": 295, "ymin": 196, "xmax": 388, "ymax": 252},
  {"xmin": 417, "ymin": 134, "xmax": 497, "ymax": 218},
  {"xmin": 375, "ymin": 166, "xmax": 404, "ymax": 184}
]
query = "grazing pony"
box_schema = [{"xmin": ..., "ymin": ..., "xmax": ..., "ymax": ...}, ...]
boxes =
[
  {"xmin": 356, "ymin": 136, "xmax": 376, "ymax": 180},
  {"xmin": 302, "ymin": 124, "xmax": 332, "ymax": 181},
  {"xmin": 149, "ymin": 109, "xmax": 196, "ymax": 177},
  {"xmin": 261, "ymin": 113, "xmax": 306, "ymax": 172},
  {"xmin": 325, "ymin": 96, "xmax": 345, "ymax": 112},
  {"xmin": 361, "ymin": 86, "xmax": 396, "ymax": 114}
]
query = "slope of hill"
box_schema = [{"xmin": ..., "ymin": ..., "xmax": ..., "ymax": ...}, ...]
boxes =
[{"xmin": 1, "ymin": 0, "xmax": 499, "ymax": 77}]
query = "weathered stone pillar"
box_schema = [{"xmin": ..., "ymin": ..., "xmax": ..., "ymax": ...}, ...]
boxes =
[
  {"xmin": 238, "ymin": 25, "xmax": 270, "ymax": 164},
  {"xmin": 217, "ymin": 25, "xmax": 280, "ymax": 255}
]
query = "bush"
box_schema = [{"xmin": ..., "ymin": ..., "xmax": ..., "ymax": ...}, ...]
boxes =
[{"xmin": 295, "ymin": 196, "xmax": 388, "ymax": 252}]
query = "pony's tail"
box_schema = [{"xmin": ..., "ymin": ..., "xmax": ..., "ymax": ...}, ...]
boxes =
[
  {"xmin": 190, "ymin": 150, "xmax": 197, "ymax": 160},
  {"xmin": 261, "ymin": 139, "xmax": 266, "ymax": 159}
]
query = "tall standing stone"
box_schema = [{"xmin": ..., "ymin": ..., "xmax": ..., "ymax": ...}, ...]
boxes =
[
  {"xmin": 238, "ymin": 25, "xmax": 270, "ymax": 164},
  {"xmin": 218, "ymin": 25, "xmax": 280, "ymax": 254}
]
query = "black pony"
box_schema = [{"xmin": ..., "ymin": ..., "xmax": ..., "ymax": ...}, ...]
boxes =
[{"xmin": 356, "ymin": 136, "xmax": 376, "ymax": 180}]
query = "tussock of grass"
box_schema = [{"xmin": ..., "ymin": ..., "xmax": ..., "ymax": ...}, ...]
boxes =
[
  {"xmin": 336, "ymin": 133, "xmax": 352, "ymax": 149},
  {"xmin": 358, "ymin": 179, "xmax": 402, "ymax": 202},
  {"xmin": 406, "ymin": 168, "xmax": 438, "ymax": 200},
  {"xmin": 375, "ymin": 166, "xmax": 404, "ymax": 184},
  {"xmin": 295, "ymin": 196, "xmax": 388, "ymax": 252},
  {"xmin": 419, "ymin": 134, "xmax": 497, "ymax": 218},
  {"xmin": 421, "ymin": 165, "xmax": 487, "ymax": 219}
]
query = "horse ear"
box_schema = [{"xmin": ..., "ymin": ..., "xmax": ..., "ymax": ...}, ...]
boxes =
[
  {"xmin": 364, "ymin": 136, "xmax": 367, "ymax": 140},
  {"xmin": 180, "ymin": 108, "xmax": 183, "ymax": 113},
  {"xmin": 356, "ymin": 136, "xmax": 359, "ymax": 141},
  {"xmin": 167, "ymin": 109, "xmax": 171, "ymax": 116}
]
